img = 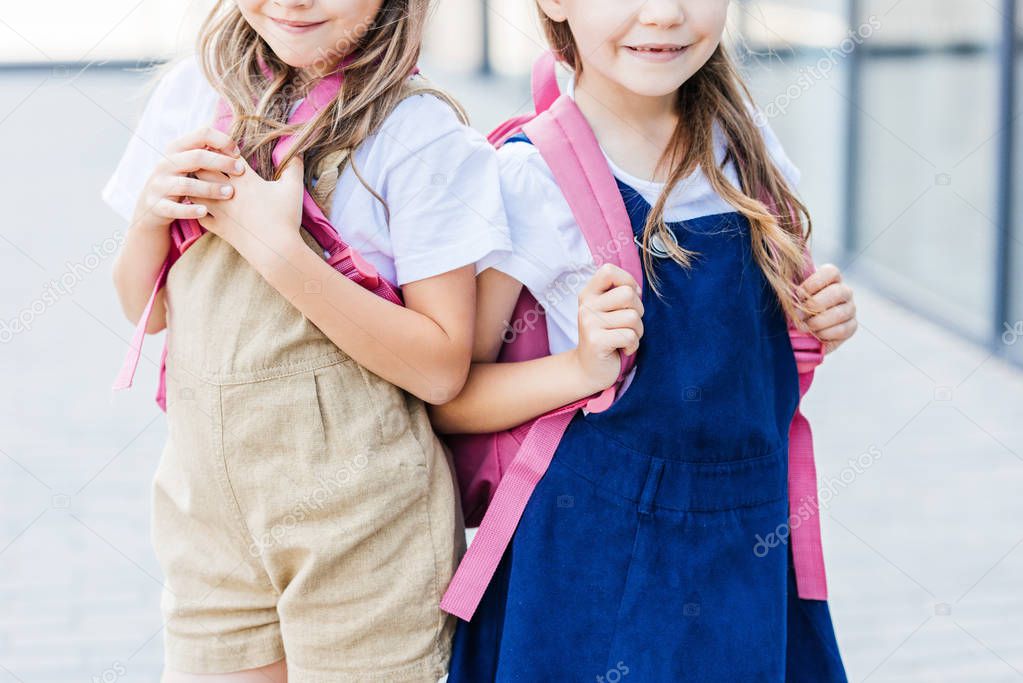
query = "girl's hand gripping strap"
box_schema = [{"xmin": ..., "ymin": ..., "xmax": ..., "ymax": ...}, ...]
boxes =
[
  {"xmin": 113, "ymin": 61, "xmax": 404, "ymax": 407},
  {"xmin": 440, "ymin": 93, "xmax": 644, "ymax": 622},
  {"xmin": 110, "ymin": 100, "xmax": 262, "ymax": 403},
  {"xmin": 755, "ymin": 190, "xmax": 828, "ymax": 600},
  {"xmin": 110, "ymin": 100, "xmax": 235, "ymax": 402},
  {"xmin": 524, "ymin": 95, "xmax": 644, "ymax": 407},
  {"xmin": 787, "ymin": 244, "xmax": 828, "ymax": 600},
  {"xmin": 270, "ymin": 68, "xmax": 402, "ymax": 305}
]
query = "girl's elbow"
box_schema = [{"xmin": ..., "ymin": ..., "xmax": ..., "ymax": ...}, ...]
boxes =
[
  {"xmin": 419, "ymin": 362, "xmax": 469, "ymax": 407},
  {"xmin": 144, "ymin": 316, "xmax": 167, "ymax": 335}
]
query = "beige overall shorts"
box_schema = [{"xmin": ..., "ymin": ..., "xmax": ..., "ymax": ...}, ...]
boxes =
[{"xmin": 152, "ymin": 84, "xmax": 467, "ymax": 681}]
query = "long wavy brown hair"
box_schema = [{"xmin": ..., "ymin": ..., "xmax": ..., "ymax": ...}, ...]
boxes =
[
  {"xmin": 542, "ymin": 15, "xmax": 816, "ymax": 322},
  {"xmin": 181, "ymin": 0, "xmax": 432, "ymax": 213}
]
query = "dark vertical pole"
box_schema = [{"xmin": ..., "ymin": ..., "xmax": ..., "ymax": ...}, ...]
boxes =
[
  {"xmin": 993, "ymin": 0, "xmax": 1017, "ymax": 352},
  {"xmin": 843, "ymin": 0, "xmax": 863, "ymax": 258},
  {"xmin": 480, "ymin": 0, "xmax": 492, "ymax": 76}
]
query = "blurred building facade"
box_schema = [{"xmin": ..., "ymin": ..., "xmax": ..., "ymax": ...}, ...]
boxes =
[
  {"xmin": 735, "ymin": 0, "xmax": 1022, "ymax": 368},
  {"xmin": 444, "ymin": 0, "xmax": 1023, "ymax": 367}
]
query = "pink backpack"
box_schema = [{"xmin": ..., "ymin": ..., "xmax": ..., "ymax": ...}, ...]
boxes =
[
  {"xmin": 112, "ymin": 61, "xmax": 403, "ymax": 410},
  {"xmin": 440, "ymin": 52, "xmax": 829, "ymax": 622}
]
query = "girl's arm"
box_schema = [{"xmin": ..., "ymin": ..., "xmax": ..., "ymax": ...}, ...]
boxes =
[
  {"xmin": 257, "ymin": 239, "xmax": 477, "ymax": 405},
  {"xmin": 111, "ymin": 126, "xmax": 245, "ymax": 332},
  {"xmin": 112, "ymin": 218, "xmax": 170, "ymax": 333},
  {"xmin": 429, "ymin": 265, "xmax": 644, "ymax": 434},
  {"xmin": 428, "ymin": 346, "xmax": 604, "ymax": 434},
  {"xmin": 191, "ymin": 153, "xmax": 483, "ymax": 405}
]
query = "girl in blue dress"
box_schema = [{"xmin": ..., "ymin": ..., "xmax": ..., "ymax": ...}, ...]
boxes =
[{"xmin": 430, "ymin": 0, "xmax": 859, "ymax": 680}]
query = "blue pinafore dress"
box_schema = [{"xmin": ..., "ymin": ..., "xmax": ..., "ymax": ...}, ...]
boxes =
[{"xmin": 447, "ymin": 171, "xmax": 848, "ymax": 682}]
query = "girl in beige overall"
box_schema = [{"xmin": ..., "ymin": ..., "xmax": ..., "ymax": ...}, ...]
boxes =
[{"xmin": 104, "ymin": 1, "xmax": 511, "ymax": 681}]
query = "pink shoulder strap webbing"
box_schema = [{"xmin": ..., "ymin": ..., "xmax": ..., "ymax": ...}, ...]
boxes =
[
  {"xmin": 440, "ymin": 91, "xmax": 644, "ymax": 622},
  {"xmin": 787, "ymin": 248, "xmax": 828, "ymax": 600},
  {"xmin": 112, "ymin": 60, "xmax": 403, "ymax": 410},
  {"xmin": 773, "ymin": 197, "xmax": 829, "ymax": 601},
  {"xmin": 486, "ymin": 51, "xmax": 559, "ymax": 146}
]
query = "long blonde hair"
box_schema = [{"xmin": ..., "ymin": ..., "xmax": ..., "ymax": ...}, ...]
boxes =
[
  {"xmin": 542, "ymin": 17, "xmax": 815, "ymax": 323},
  {"xmin": 190, "ymin": 0, "xmax": 432, "ymax": 213}
]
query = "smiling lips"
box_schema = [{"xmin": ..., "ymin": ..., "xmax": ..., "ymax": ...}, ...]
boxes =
[
  {"xmin": 625, "ymin": 43, "xmax": 690, "ymax": 62},
  {"xmin": 270, "ymin": 17, "xmax": 327, "ymax": 33}
]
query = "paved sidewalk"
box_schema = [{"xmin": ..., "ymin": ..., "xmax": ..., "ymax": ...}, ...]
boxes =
[{"xmin": 0, "ymin": 63, "xmax": 1020, "ymax": 682}]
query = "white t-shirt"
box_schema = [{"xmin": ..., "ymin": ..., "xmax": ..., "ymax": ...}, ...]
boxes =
[
  {"xmin": 102, "ymin": 55, "xmax": 512, "ymax": 286},
  {"xmin": 490, "ymin": 77, "xmax": 801, "ymax": 356}
]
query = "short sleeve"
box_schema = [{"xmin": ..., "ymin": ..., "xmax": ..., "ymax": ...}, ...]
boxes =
[
  {"xmin": 487, "ymin": 141, "xmax": 589, "ymax": 303},
  {"xmin": 372, "ymin": 93, "xmax": 513, "ymax": 285},
  {"xmin": 100, "ymin": 56, "xmax": 220, "ymax": 222},
  {"xmin": 485, "ymin": 141, "xmax": 595, "ymax": 356}
]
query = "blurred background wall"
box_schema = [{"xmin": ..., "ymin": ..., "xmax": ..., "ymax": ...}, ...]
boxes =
[
  {"xmin": 1, "ymin": 1, "xmax": 1022, "ymax": 681},
  {"xmin": 3, "ymin": 0, "xmax": 1019, "ymax": 364}
]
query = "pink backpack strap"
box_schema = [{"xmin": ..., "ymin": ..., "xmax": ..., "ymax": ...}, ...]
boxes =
[
  {"xmin": 487, "ymin": 51, "xmax": 560, "ymax": 146},
  {"xmin": 271, "ymin": 69, "xmax": 402, "ymax": 304},
  {"xmin": 110, "ymin": 98, "xmax": 235, "ymax": 403},
  {"xmin": 111, "ymin": 259, "xmax": 171, "ymax": 397},
  {"xmin": 765, "ymin": 196, "xmax": 828, "ymax": 600},
  {"xmin": 788, "ymin": 334, "xmax": 827, "ymax": 600},
  {"xmin": 531, "ymin": 51, "xmax": 560, "ymax": 113},
  {"xmin": 441, "ymin": 93, "xmax": 643, "ymax": 622},
  {"xmin": 787, "ymin": 243, "xmax": 828, "ymax": 600},
  {"xmin": 113, "ymin": 62, "xmax": 402, "ymax": 408},
  {"xmin": 523, "ymin": 96, "xmax": 644, "ymax": 406},
  {"xmin": 751, "ymin": 192, "xmax": 828, "ymax": 601}
]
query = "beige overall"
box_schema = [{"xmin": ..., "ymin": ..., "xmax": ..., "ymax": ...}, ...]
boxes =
[{"xmin": 151, "ymin": 82, "xmax": 467, "ymax": 681}]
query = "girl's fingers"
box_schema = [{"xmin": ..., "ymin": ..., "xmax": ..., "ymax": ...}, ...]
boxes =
[
  {"xmin": 168, "ymin": 148, "xmax": 247, "ymax": 177},
  {"xmin": 163, "ymin": 174, "xmax": 234, "ymax": 201},
  {"xmin": 815, "ymin": 318, "xmax": 858, "ymax": 343},
  {"xmin": 580, "ymin": 263, "xmax": 640, "ymax": 300},
  {"xmin": 580, "ymin": 306, "xmax": 644, "ymax": 358},
  {"xmin": 797, "ymin": 263, "xmax": 842, "ymax": 299},
  {"xmin": 150, "ymin": 197, "xmax": 208, "ymax": 220},
  {"xmin": 592, "ymin": 284, "xmax": 644, "ymax": 315},
  {"xmin": 166, "ymin": 125, "xmax": 240, "ymax": 156},
  {"xmin": 601, "ymin": 327, "xmax": 641, "ymax": 356},
  {"xmin": 588, "ymin": 307, "xmax": 644, "ymax": 339},
  {"xmin": 803, "ymin": 282, "xmax": 854, "ymax": 318},
  {"xmin": 806, "ymin": 301, "xmax": 857, "ymax": 334}
]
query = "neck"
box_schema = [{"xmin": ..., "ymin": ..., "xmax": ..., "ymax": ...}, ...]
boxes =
[
  {"xmin": 573, "ymin": 67, "xmax": 681, "ymax": 182},
  {"xmin": 297, "ymin": 51, "xmax": 352, "ymax": 87}
]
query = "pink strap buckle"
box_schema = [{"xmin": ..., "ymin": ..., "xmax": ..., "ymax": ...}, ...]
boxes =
[{"xmin": 326, "ymin": 245, "xmax": 380, "ymax": 289}]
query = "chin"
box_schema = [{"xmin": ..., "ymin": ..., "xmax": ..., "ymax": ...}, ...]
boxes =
[
  {"xmin": 275, "ymin": 52, "xmax": 321, "ymax": 69},
  {"xmin": 615, "ymin": 73, "xmax": 690, "ymax": 99},
  {"xmin": 631, "ymin": 83, "xmax": 684, "ymax": 98},
  {"xmin": 262, "ymin": 41, "xmax": 322, "ymax": 69}
]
